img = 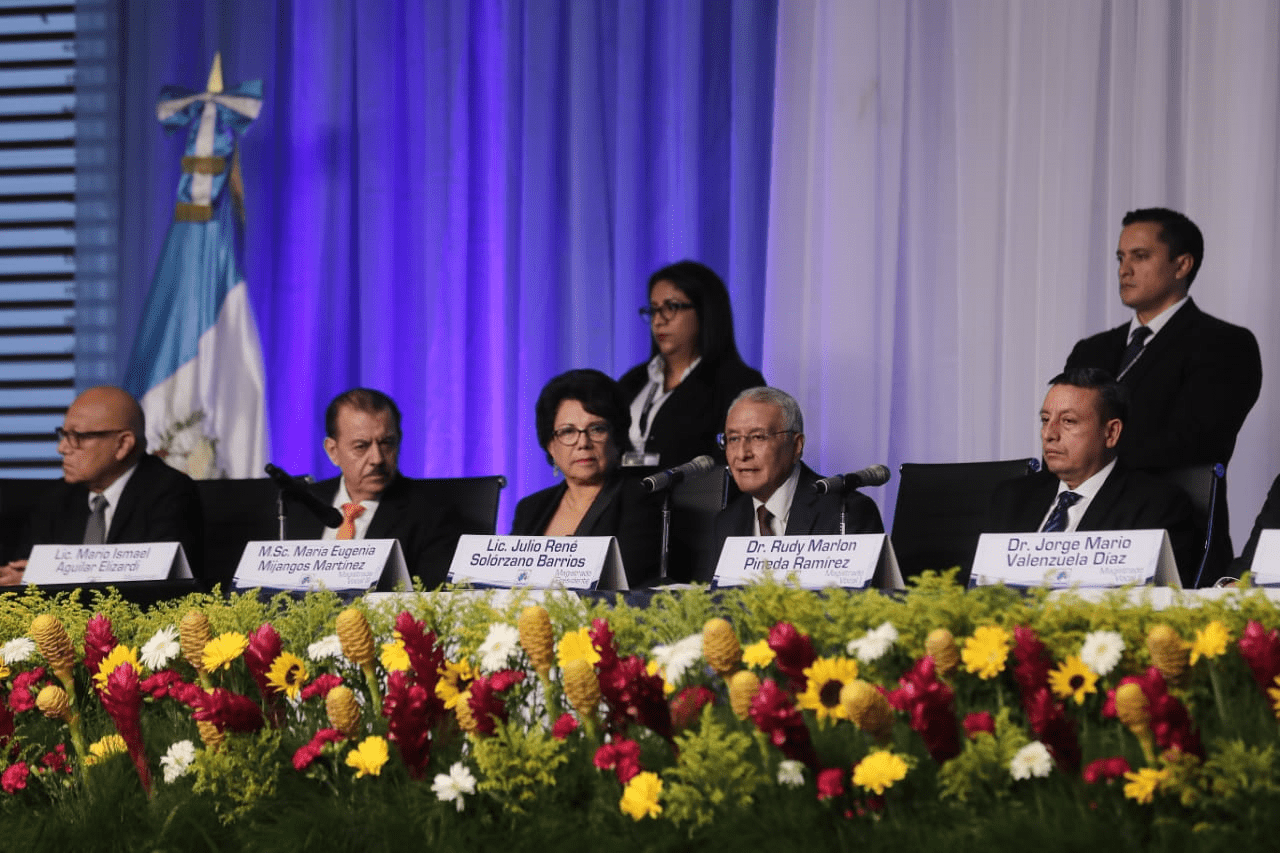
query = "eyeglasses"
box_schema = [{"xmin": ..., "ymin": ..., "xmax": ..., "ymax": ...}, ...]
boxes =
[
  {"xmin": 716, "ymin": 431, "xmax": 795, "ymax": 451},
  {"xmin": 638, "ymin": 300, "xmax": 695, "ymax": 322},
  {"xmin": 55, "ymin": 427, "xmax": 126, "ymax": 448},
  {"xmin": 552, "ymin": 423, "xmax": 611, "ymax": 446}
]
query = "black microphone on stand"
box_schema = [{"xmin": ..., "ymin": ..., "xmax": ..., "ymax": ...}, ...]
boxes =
[
  {"xmin": 265, "ymin": 463, "xmax": 344, "ymax": 528},
  {"xmin": 642, "ymin": 455, "xmax": 716, "ymax": 493},
  {"xmin": 812, "ymin": 464, "xmax": 892, "ymax": 495}
]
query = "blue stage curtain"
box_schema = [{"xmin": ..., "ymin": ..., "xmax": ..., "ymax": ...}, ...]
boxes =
[{"xmin": 93, "ymin": 0, "xmax": 776, "ymax": 530}]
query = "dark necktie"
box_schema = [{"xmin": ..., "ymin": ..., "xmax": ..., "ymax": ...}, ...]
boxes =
[
  {"xmin": 1117, "ymin": 325, "xmax": 1152, "ymax": 377},
  {"xmin": 757, "ymin": 505, "xmax": 776, "ymax": 536},
  {"xmin": 1041, "ymin": 491, "xmax": 1082, "ymax": 533},
  {"xmin": 83, "ymin": 494, "xmax": 108, "ymax": 545}
]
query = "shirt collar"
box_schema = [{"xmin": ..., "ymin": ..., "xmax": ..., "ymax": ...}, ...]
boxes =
[
  {"xmin": 334, "ymin": 476, "xmax": 383, "ymax": 509},
  {"xmin": 753, "ymin": 463, "xmax": 802, "ymax": 533},
  {"xmin": 1128, "ymin": 295, "xmax": 1188, "ymax": 340},
  {"xmin": 92, "ymin": 460, "xmax": 138, "ymax": 509},
  {"xmin": 645, "ymin": 353, "xmax": 702, "ymax": 385},
  {"xmin": 1056, "ymin": 457, "xmax": 1117, "ymax": 501}
]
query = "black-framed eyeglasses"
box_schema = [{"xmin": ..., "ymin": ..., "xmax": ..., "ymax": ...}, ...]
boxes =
[
  {"xmin": 552, "ymin": 423, "xmax": 611, "ymax": 446},
  {"xmin": 55, "ymin": 427, "xmax": 126, "ymax": 448},
  {"xmin": 638, "ymin": 300, "xmax": 695, "ymax": 322},
  {"xmin": 716, "ymin": 430, "xmax": 795, "ymax": 451}
]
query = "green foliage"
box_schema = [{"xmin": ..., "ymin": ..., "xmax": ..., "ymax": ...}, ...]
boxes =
[
  {"xmin": 936, "ymin": 709, "xmax": 1029, "ymax": 802},
  {"xmin": 471, "ymin": 717, "xmax": 568, "ymax": 814},
  {"xmin": 191, "ymin": 728, "xmax": 284, "ymax": 823}
]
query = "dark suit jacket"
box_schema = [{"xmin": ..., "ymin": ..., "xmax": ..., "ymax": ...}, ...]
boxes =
[
  {"xmin": 987, "ymin": 463, "xmax": 1202, "ymax": 587},
  {"xmin": 19, "ymin": 453, "xmax": 205, "ymax": 581},
  {"xmin": 1232, "ymin": 473, "xmax": 1280, "ymax": 577},
  {"xmin": 707, "ymin": 463, "xmax": 884, "ymax": 582},
  {"xmin": 618, "ymin": 356, "xmax": 765, "ymax": 469},
  {"xmin": 511, "ymin": 472, "xmax": 663, "ymax": 588},
  {"xmin": 285, "ymin": 474, "xmax": 462, "ymax": 589}
]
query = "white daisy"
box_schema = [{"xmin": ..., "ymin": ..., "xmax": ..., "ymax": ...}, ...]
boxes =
[
  {"xmin": 846, "ymin": 621, "xmax": 899, "ymax": 663},
  {"xmin": 1079, "ymin": 630, "xmax": 1125, "ymax": 676},
  {"xmin": 777, "ymin": 759, "xmax": 806, "ymax": 788},
  {"xmin": 160, "ymin": 740, "xmax": 198, "ymax": 783},
  {"xmin": 1, "ymin": 637, "xmax": 36, "ymax": 665},
  {"xmin": 477, "ymin": 623, "xmax": 521, "ymax": 673},
  {"xmin": 1009, "ymin": 741, "xmax": 1053, "ymax": 780},
  {"xmin": 140, "ymin": 626, "xmax": 180, "ymax": 670},
  {"xmin": 651, "ymin": 633, "xmax": 703, "ymax": 685},
  {"xmin": 308, "ymin": 634, "xmax": 344, "ymax": 663},
  {"xmin": 432, "ymin": 761, "xmax": 477, "ymax": 811}
]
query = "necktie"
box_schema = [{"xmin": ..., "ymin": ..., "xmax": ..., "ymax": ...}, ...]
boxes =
[
  {"xmin": 757, "ymin": 505, "xmax": 776, "ymax": 536},
  {"xmin": 1041, "ymin": 491, "xmax": 1082, "ymax": 533},
  {"xmin": 1117, "ymin": 325, "xmax": 1152, "ymax": 377},
  {"xmin": 336, "ymin": 502, "xmax": 365, "ymax": 540},
  {"xmin": 83, "ymin": 494, "xmax": 108, "ymax": 545}
]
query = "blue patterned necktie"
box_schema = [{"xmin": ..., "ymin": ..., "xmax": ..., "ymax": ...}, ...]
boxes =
[{"xmin": 1041, "ymin": 491, "xmax": 1082, "ymax": 533}]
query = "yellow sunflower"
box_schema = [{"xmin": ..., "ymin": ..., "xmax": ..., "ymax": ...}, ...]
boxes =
[
  {"xmin": 380, "ymin": 639, "xmax": 410, "ymax": 672},
  {"xmin": 92, "ymin": 644, "xmax": 141, "ymax": 690},
  {"xmin": 557, "ymin": 627, "xmax": 601, "ymax": 668},
  {"xmin": 742, "ymin": 640, "xmax": 776, "ymax": 669},
  {"xmin": 265, "ymin": 651, "xmax": 308, "ymax": 699},
  {"xmin": 797, "ymin": 657, "xmax": 860, "ymax": 724},
  {"xmin": 1047, "ymin": 656, "xmax": 1098, "ymax": 705},
  {"xmin": 202, "ymin": 632, "xmax": 248, "ymax": 672},
  {"xmin": 1189, "ymin": 620, "xmax": 1230, "ymax": 666},
  {"xmin": 961, "ymin": 626, "xmax": 1011, "ymax": 679},
  {"xmin": 86, "ymin": 733, "xmax": 127, "ymax": 765},
  {"xmin": 435, "ymin": 658, "xmax": 478, "ymax": 709}
]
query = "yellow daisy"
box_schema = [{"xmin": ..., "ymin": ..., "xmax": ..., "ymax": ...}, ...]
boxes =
[
  {"xmin": 852, "ymin": 750, "xmax": 909, "ymax": 795},
  {"xmin": 557, "ymin": 627, "xmax": 601, "ymax": 669},
  {"xmin": 797, "ymin": 657, "xmax": 860, "ymax": 724},
  {"xmin": 92, "ymin": 644, "xmax": 141, "ymax": 690},
  {"xmin": 265, "ymin": 651, "xmax": 308, "ymax": 699},
  {"xmin": 620, "ymin": 771, "xmax": 663, "ymax": 820},
  {"xmin": 86, "ymin": 733, "xmax": 127, "ymax": 765},
  {"xmin": 202, "ymin": 632, "xmax": 248, "ymax": 672},
  {"xmin": 345, "ymin": 735, "xmax": 389, "ymax": 778},
  {"xmin": 1268, "ymin": 675, "xmax": 1280, "ymax": 718},
  {"xmin": 1189, "ymin": 620, "xmax": 1231, "ymax": 666},
  {"xmin": 742, "ymin": 640, "xmax": 776, "ymax": 669},
  {"xmin": 1123, "ymin": 767, "xmax": 1169, "ymax": 804},
  {"xmin": 1047, "ymin": 656, "xmax": 1098, "ymax": 705},
  {"xmin": 380, "ymin": 639, "xmax": 411, "ymax": 672},
  {"xmin": 435, "ymin": 658, "xmax": 478, "ymax": 709},
  {"xmin": 961, "ymin": 626, "xmax": 1011, "ymax": 680}
]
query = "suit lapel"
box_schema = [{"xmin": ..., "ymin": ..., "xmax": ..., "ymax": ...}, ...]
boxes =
[
  {"xmin": 365, "ymin": 475, "xmax": 404, "ymax": 540},
  {"xmin": 106, "ymin": 457, "xmax": 146, "ymax": 543},
  {"xmin": 1078, "ymin": 464, "xmax": 1124, "ymax": 530},
  {"xmin": 784, "ymin": 465, "xmax": 820, "ymax": 534},
  {"xmin": 1020, "ymin": 473, "xmax": 1063, "ymax": 532},
  {"xmin": 1119, "ymin": 299, "xmax": 1198, "ymax": 386}
]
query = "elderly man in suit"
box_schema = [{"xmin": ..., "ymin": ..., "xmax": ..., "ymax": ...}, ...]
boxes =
[
  {"xmin": 987, "ymin": 368, "xmax": 1203, "ymax": 586},
  {"xmin": 707, "ymin": 387, "xmax": 882, "ymax": 578}
]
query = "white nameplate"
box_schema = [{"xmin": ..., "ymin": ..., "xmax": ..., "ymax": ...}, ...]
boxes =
[
  {"xmin": 969, "ymin": 529, "xmax": 1179, "ymax": 589},
  {"xmin": 1247, "ymin": 530, "xmax": 1280, "ymax": 586},
  {"xmin": 232, "ymin": 539, "xmax": 410, "ymax": 592},
  {"xmin": 25, "ymin": 542, "xmax": 193, "ymax": 585},
  {"xmin": 447, "ymin": 535, "xmax": 627, "ymax": 590},
  {"xmin": 712, "ymin": 535, "xmax": 904, "ymax": 590}
]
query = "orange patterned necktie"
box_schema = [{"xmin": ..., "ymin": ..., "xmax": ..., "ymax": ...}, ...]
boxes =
[{"xmin": 336, "ymin": 502, "xmax": 365, "ymax": 540}]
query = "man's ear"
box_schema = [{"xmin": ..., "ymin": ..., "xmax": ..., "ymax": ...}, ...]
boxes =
[
  {"xmin": 114, "ymin": 430, "xmax": 137, "ymax": 462},
  {"xmin": 1103, "ymin": 418, "xmax": 1123, "ymax": 450},
  {"xmin": 323, "ymin": 436, "xmax": 339, "ymax": 466}
]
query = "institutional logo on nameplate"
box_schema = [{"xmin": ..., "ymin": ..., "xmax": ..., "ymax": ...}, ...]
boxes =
[
  {"xmin": 712, "ymin": 535, "xmax": 904, "ymax": 590},
  {"xmin": 1247, "ymin": 530, "xmax": 1280, "ymax": 586},
  {"xmin": 232, "ymin": 539, "xmax": 410, "ymax": 592},
  {"xmin": 968, "ymin": 529, "xmax": 1179, "ymax": 589},
  {"xmin": 25, "ymin": 542, "xmax": 193, "ymax": 585},
  {"xmin": 447, "ymin": 535, "xmax": 627, "ymax": 590}
]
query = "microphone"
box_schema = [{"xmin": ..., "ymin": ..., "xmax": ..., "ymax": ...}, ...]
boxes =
[
  {"xmin": 265, "ymin": 463, "xmax": 344, "ymax": 528},
  {"xmin": 642, "ymin": 454, "xmax": 716, "ymax": 493},
  {"xmin": 813, "ymin": 464, "xmax": 892, "ymax": 495}
]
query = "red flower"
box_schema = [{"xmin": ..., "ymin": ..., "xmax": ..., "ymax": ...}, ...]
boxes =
[
  {"xmin": 40, "ymin": 744, "xmax": 71, "ymax": 775},
  {"xmin": 192, "ymin": 688, "xmax": 265, "ymax": 733},
  {"xmin": 167, "ymin": 680, "xmax": 210, "ymax": 709},
  {"xmin": 963, "ymin": 711, "xmax": 995, "ymax": 739},
  {"xmin": 669, "ymin": 685, "xmax": 715, "ymax": 731},
  {"xmin": 886, "ymin": 657, "xmax": 960, "ymax": 764},
  {"xmin": 9, "ymin": 668, "xmax": 47, "ymax": 713},
  {"xmin": 597, "ymin": 656, "xmax": 673, "ymax": 743},
  {"xmin": 99, "ymin": 663, "xmax": 152, "ymax": 793},
  {"xmin": 1082, "ymin": 756, "xmax": 1131, "ymax": 784},
  {"xmin": 140, "ymin": 670, "xmax": 186, "ymax": 699},
  {"xmin": 589, "ymin": 618, "xmax": 621, "ymax": 672},
  {"xmin": 1024, "ymin": 686, "xmax": 1081, "ymax": 772},
  {"xmin": 552, "ymin": 713, "xmax": 580, "ymax": 740},
  {"xmin": 816, "ymin": 767, "xmax": 845, "ymax": 800},
  {"xmin": 292, "ymin": 728, "xmax": 345, "ymax": 771},
  {"xmin": 301, "ymin": 673, "xmax": 343, "ymax": 702},
  {"xmin": 1012, "ymin": 625, "xmax": 1053, "ymax": 699},
  {"xmin": 393, "ymin": 612, "xmax": 445, "ymax": 687},
  {"xmin": 593, "ymin": 739, "xmax": 642, "ymax": 783},
  {"xmin": 467, "ymin": 670, "xmax": 526, "ymax": 736},
  {"xmin": 83, "ymin": 613, "xmax": 117, "ymax": 678},
  {"xmin": 768, "ymin": 622, "xmax": 817, "ymax": 693},
  {"xmin": 1, "ymin": 761, "xmax": 28, "ymax": 794},
  {"xmin": 748, "ymin": 678, "xmax": 819, "ymax": 769},
  {"xmin": 383, "ymin": 670, "xmax": 439, "ymax": 778},
  {"xmin": 1238, "ymin": 620, "xmax": 1280, "ymax": 692},
  {"xmin": 1103, "ymin": 667, "xmax": 1203, "ymax": 759},
  {"xmin": 243, "ymin": 624, "xmax": 283, "ymax": 698}
]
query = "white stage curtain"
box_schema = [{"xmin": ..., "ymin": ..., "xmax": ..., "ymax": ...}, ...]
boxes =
[{"xmin": 767, "ymin": 0, "xmax": 1280, "ymax": 546}]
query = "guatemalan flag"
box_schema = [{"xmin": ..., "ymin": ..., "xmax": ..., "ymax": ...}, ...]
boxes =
[{"xmin": 124, "ymin": 55, "xmax": 268, "ymax": 479}]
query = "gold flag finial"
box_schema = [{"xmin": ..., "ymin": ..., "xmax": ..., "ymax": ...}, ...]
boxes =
[{"xmin": 206, "ymin": 53, "xmax": 224, "ymax": 94}]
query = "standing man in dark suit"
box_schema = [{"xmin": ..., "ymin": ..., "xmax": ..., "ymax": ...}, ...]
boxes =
[
  {"xmin": 286, "ymin": 388, "xmax": 461, "ymax": 588},
  {"xmin": 708, "ymin": 387, "xmax": 882, "ymax": 578},
  {"xmin": 987, "ymin": 369, "xmax": 1202, "ymax": 586},
  {"xmin": 0, "ymin": 386, "xmax": 204, "ymax": 585},
  {"xmin": 1064, "ymin": 207, "xmax": 1262, "ymax": 573}
]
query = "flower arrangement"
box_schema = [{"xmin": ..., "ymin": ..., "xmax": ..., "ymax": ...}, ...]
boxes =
[{"xmin": 0, "ymin": 574, "xmax": 1279, "ymax": 851}]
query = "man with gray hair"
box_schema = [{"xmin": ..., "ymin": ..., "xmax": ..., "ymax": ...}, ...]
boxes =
[{"xmin": 707, "ymin": 386, "xmax": 882, "ymax": 575}]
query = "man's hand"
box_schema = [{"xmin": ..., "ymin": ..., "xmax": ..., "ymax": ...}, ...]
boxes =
[{"xmin": 0, "ymin": 560, "xmax": 27, "ymax": 587}]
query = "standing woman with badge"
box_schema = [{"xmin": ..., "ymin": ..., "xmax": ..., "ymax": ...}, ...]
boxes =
[{"xmin": 617, "ymin": 261, "xmax": 765, "ymax": 470}]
